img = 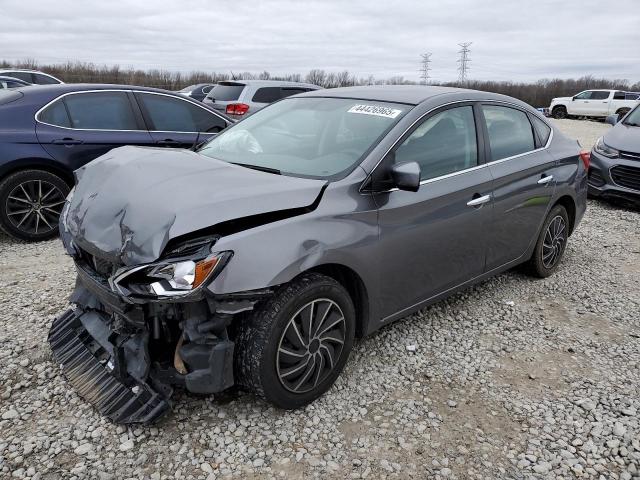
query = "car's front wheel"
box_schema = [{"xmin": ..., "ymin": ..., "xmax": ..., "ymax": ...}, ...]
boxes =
[
  {"xmin": 526, "ymin": 204, "xmax": 569, "ymax": 278},
  {"xmin": 0, "ymin": 170, "xmax": 70, "ymax": 241},
  {"xmin": 552, "ymin": 106, "xmax": 567, "ymax": 119},
  {"xmin": 234, "ymin": 272, "xmax": 355, "ymax": 409}
]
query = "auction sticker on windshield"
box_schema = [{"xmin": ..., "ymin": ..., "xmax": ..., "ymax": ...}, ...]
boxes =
[{"xmin": 347, "ymin": 104, "xmax": 403, "ymax": 119}]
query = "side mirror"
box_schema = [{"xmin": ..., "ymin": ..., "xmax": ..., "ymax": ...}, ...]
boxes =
[
  {"xmin": 605, "ymin": 114, "xmax": 619, "ymax": 126},
  {"xmin": 391, "ymin": 161, "xmax": 421, "ymax": 192}
]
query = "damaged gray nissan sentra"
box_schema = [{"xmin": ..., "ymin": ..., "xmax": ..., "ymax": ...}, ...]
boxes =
[{"xmin": 50, "ymin": 86, "xmax": 588, "ymax": 424}]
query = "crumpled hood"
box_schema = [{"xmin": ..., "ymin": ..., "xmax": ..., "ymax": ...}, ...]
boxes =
[
  {"xmin": 66, "ymin": 146, "xmax": 326, "ymax": 265},
  {"xmin": 604, "ymin": 123, "xmax": 640, "ymax": 153}
]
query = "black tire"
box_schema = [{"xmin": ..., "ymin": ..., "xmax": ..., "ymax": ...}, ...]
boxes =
[
  {"xmin": 552, "ymin": 106, "xmax": 567, "ymax": 119},
  {"xmin": 234, "ymin": 272, "xmax": 355, "ymax": 409},
  {"xmin": 526, "ymin": 204, "xmax": 569, "ymax": 278},
  {"xmin": 0, "ymin": 170, "xmax": 70, "ymax": 241}
]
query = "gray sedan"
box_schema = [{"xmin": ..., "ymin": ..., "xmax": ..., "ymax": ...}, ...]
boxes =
[
  {"xmin": 589, "ymin": 106, "xmax": 640, "ymax": 204},
  {"xmin": 51, "ymin": 86, "xmax": 588, "ymax": 424}
]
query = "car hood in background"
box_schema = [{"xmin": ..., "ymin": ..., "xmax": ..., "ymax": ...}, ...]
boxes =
[
  {"xmin": 66, "ymin": 146, "xmax": 326, "ymax": 265},
  {"xmin": 604, "ymin": 123, "xmax": 640, "ymax": 153}
]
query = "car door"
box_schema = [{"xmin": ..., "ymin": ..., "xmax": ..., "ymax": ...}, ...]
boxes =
[
  {"xmin": 570, "ymin": 91, "xmax": 594, "ymax": 116},
  {"xmin": 587, "ymin": 90, "xmax": 611, "ymax": 115},
  {"xmin": 134, "ymin": 92, "xmax": 228, "ymax": 148},
  {"xmin": 35, "ymin": 91, "xmax": 155, "ymax": 172},
  {"xmin": 479, "ymin": 104, "xmax": 557, "ymax": 271},
  {"xmin": 373, "ymin": 104, "xmax": 493, "ymax": 319}
]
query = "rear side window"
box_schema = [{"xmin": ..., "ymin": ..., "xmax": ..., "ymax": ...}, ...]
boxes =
[
  {"xmin": 613, "ymin": 91, "xmax": 626, "ymax": 100},
  {"xmin": 207, "ymin": 83, "xmax": 245, "ymax": 101},
  {"xmin": 530, "ymin": 115, "xmax": 552, "ymax": 147},
  {"xmin": 39, "ymin": 100, "xmax": 71, "ymax": 127},
  {"xmin": 137, "ymin": 93, "xmax": 226, "ymax": 132},
  {"xmin": 33, "ymin": 73, "xmax": 60, "ymax": 85},
  {"xmin": 482, "ymin": 105, "xmax": 535, "ymax": 161},
  {"xmin": 202, "ymin": 85, "xmax": 214, "ymax": 94},
  {"xmin": 280, "ymin": 88, "xmax": 309, "ymax": 99},
  {"xmin": 251, "ymin": 87, "xmax": 282, "ymax": 103},
  {"xmin": 64, "ymin": 92, "xmax": 138, "ymax": 130},
  {"xmin": 590, "ymin": 91, "xmax": 610, "ymax": 100}
]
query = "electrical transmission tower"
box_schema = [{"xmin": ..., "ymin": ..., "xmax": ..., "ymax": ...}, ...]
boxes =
[
  {"xmin": 457, "ymin": 42, "xmax": 472, "ymax": 83},
  {"xmin": 419, "ymin": 53, "xmax": 432, "ymax": 85}
]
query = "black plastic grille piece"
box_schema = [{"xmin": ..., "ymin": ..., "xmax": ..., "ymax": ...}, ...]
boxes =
[
  {"xmin": 48, "ymin": 308, "xmax": 171, "ymax": 424},
  {"xmin": 611, "ymin": 165, "xmax": 640, "ymax": 191}
]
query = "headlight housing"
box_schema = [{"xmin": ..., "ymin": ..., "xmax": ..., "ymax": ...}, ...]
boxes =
[
  {"xmin": 110, "ymin": 250, "xmax": 232, "ymax": 300},
  {"xmin": 594, "ymin": 137, "xmax": 619, "ymax": 158}
]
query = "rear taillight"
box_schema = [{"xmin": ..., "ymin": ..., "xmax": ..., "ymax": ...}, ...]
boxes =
[
  {"xmin": 579, "ymin": 149, "xmax": 591, "ymax": 170},
  {"xmin": 226, "ymin": 103, "xmax": 250, "ymax": 116}
]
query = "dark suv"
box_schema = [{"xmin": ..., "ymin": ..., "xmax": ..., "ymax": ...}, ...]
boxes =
[{"xmin": 0, "ymin": 84, "xmax": 232, "ymax": 241}]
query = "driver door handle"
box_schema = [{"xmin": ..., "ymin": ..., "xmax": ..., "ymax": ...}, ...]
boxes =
[
  {"xmin": 467, "ymin": 194, "xmax": 491, "ymax": 207},
  {"xmin": 537, "ymin": 174, "xmax": 554, "ymax": 185}
]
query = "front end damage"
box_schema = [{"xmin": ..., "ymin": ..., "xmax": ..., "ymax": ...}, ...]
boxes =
[{"xmin": 49, "ymin": 233, "xmax": 269, "ymax": 424}]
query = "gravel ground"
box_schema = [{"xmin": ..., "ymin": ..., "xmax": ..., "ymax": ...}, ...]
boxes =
[{"xmin": 1, "ymin": 119, "xmax": 638, "ymax": 480}]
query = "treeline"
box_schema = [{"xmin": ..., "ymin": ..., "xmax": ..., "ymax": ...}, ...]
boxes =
[{"xmin": 2, "ymin": 60, "xmax": 639, "ymax": 108}]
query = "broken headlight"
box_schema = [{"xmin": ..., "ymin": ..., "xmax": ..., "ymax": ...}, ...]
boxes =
[{"xmin": 110, "ymin": 251, "xmax": 232, "ymax": 299}]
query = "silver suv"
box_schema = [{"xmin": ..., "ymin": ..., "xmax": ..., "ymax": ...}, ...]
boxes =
[{"xmin": 202, "ymin": 79, "xmax": 321, "ymax": 119}]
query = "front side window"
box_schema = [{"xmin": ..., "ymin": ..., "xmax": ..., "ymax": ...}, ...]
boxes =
[
  {"xmin": 574, "ymin": 91, "xmax": 593, "ymax": 100},
  {"xmin": 64, "ymin": 92, "xmax": 138, "ymax": 130},
  {"xmin": 137, "ymin": 93, "xmax": 226, "ymax": 132},
  {"xmin": 482, "ymin": 105, "xmax": 535, "ymax": 161},
  {"xmin": 199, "ymin": 97, "xmax": 408, "ymax": 179},
  {"xmin": 394, "ymin": 106, "xmax": 478, "ymax": 181}
]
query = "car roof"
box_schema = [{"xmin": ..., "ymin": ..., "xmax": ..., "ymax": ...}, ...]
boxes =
[
  {"xmin": 19, "ymin": 83, "xmax": 187, "ymax": 96},
  {"xmin": 298, "ymin": 85, "xmax": 499, "ymax": 106},
  {"xmin": 220, "ymin": 79, "xmax": 321, "ymax": 89}
]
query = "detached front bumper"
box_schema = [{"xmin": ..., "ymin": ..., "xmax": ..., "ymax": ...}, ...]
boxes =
[
  {"xmin": 588, "ymin": 149, "xmax": 640, "ymax": 204},
  {"xmin": 47, "ymin": 243, "xmax": 259, "ymax": 424}
]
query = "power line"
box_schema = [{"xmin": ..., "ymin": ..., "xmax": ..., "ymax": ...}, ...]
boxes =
[
  {"xmin": 419, "ymin": 53, "xmax": 432, "ymax": 85},
  {"xmin": 457, "ymin": 42, "xmax": 472, "ymax": 83}
]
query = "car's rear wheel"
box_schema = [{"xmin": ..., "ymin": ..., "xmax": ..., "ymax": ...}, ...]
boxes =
[
  {"xmin": 234, "ymin": 272, "xmax": 355, "ymax": 409},
  {"xmin": 526, "ymin": 204, "xmax": 569, "ymax": 278},
  {"xmin": 0, "ymin": 170, "xmax": 70, "ymax": 241},
  {"xmin": 552, "ymin": 106, "xmax": 567, "ymax": 119}
]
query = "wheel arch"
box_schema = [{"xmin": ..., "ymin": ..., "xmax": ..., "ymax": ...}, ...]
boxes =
[
  {"xmin": 553, "ymin": 195, "xmax": 577, "ymax": 235},
  {"xmin": 0, "ymin": 158, "xmax": 74, "ymax": 186},
  {"xmin": 303, "ymin": 263, "xmax": 370, "ymax": 339}
]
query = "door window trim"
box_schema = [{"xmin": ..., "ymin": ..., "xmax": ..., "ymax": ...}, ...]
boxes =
[
  {"xmin": 361, "ymin": 99, "xmax": 553, "ymax": 193},
  {"xmin": 35, "ymin": 89, "xmax": 229, "ymax": 133},
  {"xmin": 133, "ymin": 91, "xmax": 229, "ymax": 134}
]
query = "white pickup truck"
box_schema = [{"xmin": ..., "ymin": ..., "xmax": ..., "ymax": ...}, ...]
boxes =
[{"xmin": 549, "ymin": 89, "xmax": 640, "ymax": 119}]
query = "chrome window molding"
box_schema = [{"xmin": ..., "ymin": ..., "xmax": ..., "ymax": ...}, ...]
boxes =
[
  {"xmin": 360, "ymin": 99, "xmax": 554, "ymax": 194},
  {"xmin": 34, "ymin": 89, "xmax": 228, "ymax": 133}
]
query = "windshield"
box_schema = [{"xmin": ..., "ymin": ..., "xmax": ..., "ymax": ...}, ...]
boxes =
[
  {"xmin": 198, "ymin": 97, "xmax": 408, "ymax": 179},
  {"xmin": 206, "ymin": 83, "xmax": 245, "ymax": 101},
  {"xmin": 623, "ymin": 105, "xmax": 640, "ymax": 126}
]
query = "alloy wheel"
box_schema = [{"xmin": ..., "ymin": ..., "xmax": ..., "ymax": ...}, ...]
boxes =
[
  {"xmin": 542, "ymin": 215, "xmax": 566, "ymax": 269},
  {"xmin": 276, "ymin": 299, "xmax": 346, "ymax": 394},
  {"xmin": 5, "ymin": 180, "xmax": 66, "ymax": 235}
]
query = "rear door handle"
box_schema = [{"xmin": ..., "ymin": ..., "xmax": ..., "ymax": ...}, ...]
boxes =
[
  {"xmin": 52, "ymin": 138, "xmax": 83, "ymax": 145},
  {"xmin": 467, "ymin": 194, "xmax": 491, "ymax": 207},
  {"xmin": 537, "ymin": 174, "xmax": 554, "ymax": 185}
]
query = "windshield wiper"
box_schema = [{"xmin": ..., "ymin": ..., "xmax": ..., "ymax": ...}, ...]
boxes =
[
  {"xmin": 624, "ymin": 122, "xmax": 640, "ymax": 127},
  {"xmin": 230, "ymin": 162, "xmax": 281, "ymax": 175}
]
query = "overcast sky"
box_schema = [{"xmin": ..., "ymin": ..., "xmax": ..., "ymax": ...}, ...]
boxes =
[{"xmin": 2, "ymin": 0, "xmax": 639, "ymax": 83}]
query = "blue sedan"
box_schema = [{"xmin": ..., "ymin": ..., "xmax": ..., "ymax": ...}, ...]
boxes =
[{"xmin": 0, "ymin": 84, "xmax": 232, "ymax": 240}]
